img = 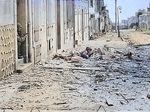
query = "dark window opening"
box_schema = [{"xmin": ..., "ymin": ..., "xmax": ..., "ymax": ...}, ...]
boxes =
[
  {"xmin": 90, "ymin": 0, "xmax": 93, "ymax": 7},
  {"xmin": 101, "ymin": 7, "xmax": 106, "ymax": 11},
  {"xmin": 49, "ymin": 40, "xmax": 51, "ymax": 50}
]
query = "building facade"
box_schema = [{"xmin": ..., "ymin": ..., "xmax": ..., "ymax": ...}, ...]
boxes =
[
  {"xmin": 0, "ymin": 0, "xmax": 17, "ymax": 78},
  {"xmin": 89, "ymin": 0, "xmax": 110, "ymax": 36},
  {"xmin": 139, "ymin": 3, "xmax": 150, "ymax": 31},
  {"xmin": 120, "ymin": 16, "xmax": 138, "ymax": 29},
  {"xmin": 0, "ymin": 0, "xmax": 89, "ymax": 79},
  {"xmin": 75, "ymin": 0, "xmax": 89, "ymax": 45},
  {"xmin": 128, "ymin": 16, "xmax": 138, "ymax": 28},
  {"xmin": 0, "ymin": 0, "xmax": 109, "ymax": 79},
  {"xmin": 120, "ymin": 20, "xmax": 128, "ymax": 29}
]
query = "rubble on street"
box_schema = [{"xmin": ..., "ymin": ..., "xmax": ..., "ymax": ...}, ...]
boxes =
[{"xmin": 0, "ymin": 30, "xmax": 150, "ymax": 112}]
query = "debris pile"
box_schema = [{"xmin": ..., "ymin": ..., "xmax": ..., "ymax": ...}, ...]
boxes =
[{"xmin": 51, "ymin": 45, "xmax": 134, "ymax": 64}]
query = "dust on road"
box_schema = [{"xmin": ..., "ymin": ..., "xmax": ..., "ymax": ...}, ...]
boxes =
[{"xmin": 0, "ymin": 30, "xmax": 150, "ymax": 112}]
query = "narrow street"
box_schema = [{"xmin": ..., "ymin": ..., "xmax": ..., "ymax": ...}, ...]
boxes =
[{"xmin": 0, "ymin": 30, "xmax": 150, "ymax": 112}]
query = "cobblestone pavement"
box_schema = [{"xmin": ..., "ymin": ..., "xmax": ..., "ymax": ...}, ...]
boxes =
[{"xmin": 0, "ymin": 31, "xmax": 150, "ymax": 112}]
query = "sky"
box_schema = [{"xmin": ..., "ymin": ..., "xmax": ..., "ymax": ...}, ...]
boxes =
[{"xmin": 104, "ymin": 0, "xmax": 150, "ymax": 22}]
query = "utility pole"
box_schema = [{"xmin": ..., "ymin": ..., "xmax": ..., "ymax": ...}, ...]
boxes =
[
  {"xmin": 117, "ymin": 6, "xmax": 122, "ymax": 37},
  {"xmin": 115, "ymin": 0, "xmax": 117, "ymax": 32},
  {"xmin": 118, "ymin": 10, "xmax": 120, "ymax": 37}
]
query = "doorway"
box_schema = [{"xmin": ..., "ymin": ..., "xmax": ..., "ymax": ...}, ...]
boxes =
[{"xmin": 17, "ymin": 0, "xmax": 28, "ymax": 63}]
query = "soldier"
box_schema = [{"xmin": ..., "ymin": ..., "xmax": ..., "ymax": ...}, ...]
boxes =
[
  {"xmin": 80, "ymin": 47, "xmax": 93, "ymax": 59},
  {"xmin": 17, "ymin": 23, "xmax": 27, "ymax": 58},
  {"xmin": 89, "ymin": 35, "xmax": 93, "ymax": 40}
]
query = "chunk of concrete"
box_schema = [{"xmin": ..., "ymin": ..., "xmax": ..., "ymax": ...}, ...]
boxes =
[
  {"xmin": 102, "ymin": 54, "xmax": 110, "ymax": 60},
  {"xmin": 71, "ymin": 56, "xmax": 83, "ymax": 62},
  {"xmin": 106, "ymin": 99, "xmax": 114, "ymax": 106},
  {"xmin": 147, "ymin": 94, "xmax": 150, "ymax": 99},
  {"xmin": 97, "ymin": 106, "xmax": 106, "ymax": 112}
]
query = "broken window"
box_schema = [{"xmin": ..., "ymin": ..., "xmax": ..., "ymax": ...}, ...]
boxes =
[{"xmin": 101, "ymin": 6, "xmax": 106, "ymax": 12}]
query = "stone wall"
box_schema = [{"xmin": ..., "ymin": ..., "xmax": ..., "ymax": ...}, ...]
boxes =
[{"xmin": 0, "ymin": 24, "xmax": 15, "ymax": 79}]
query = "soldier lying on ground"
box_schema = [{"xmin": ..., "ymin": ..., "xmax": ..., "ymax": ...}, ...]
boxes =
[{"xmin": 80, "ymin": 47, "xmax": 93, "ymax": 59}]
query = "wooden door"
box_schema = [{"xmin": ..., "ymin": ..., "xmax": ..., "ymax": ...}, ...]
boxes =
[
  {"xmin": 33, "ymin": 0, "xmax": 41, "ymax": 63},
  {"xmin": 47, "ymin": 0, "xmax": 55, "ymax": 54}
]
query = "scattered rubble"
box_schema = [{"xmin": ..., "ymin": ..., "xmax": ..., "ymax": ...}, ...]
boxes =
[
  {"xmin": 106, "ymin": 99, "xmax": 114, "ymax": 106},
  {"xmin": 0, "ymin": 31, "xmax": 150, "ymax": 111},
  {"xmin": 147, "ymin": 94, "xmax": 150, "ymax": 99},
  {"xmin": 18, "ymin": 85, "xmax": 30, "ymax": 92},
  {"xmin": 71, "ymin": 56, "xmax": 83, "ymax": 62}
]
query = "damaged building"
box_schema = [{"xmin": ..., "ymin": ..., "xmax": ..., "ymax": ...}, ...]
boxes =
[
  {"xmin": 89, "ymin": 0, "xmax": 110, "ymax": 36},
  {"xmin": 0, "ymin": 0, "xmax": 110, "ymax": 79},
  {"xmin": 0, "ymin": 0, "xmax": 17, "ymax": 78},
  {"xmin": 139, "ymin": 3, "xmax": 150, "ymax": 31}
]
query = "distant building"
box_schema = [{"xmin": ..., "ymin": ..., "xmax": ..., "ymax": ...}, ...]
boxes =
[
  {"xmin": 120, "ymin": 16, "xmax": 138, "ymax": 29},
  {"xmin": 121, "ymin": 20, "xmax": 128, "ymax": 29},
  {"xmin": 136, "ymin": 9, "xmax": 147, "ymax": 15},
  {"xmin": 127, "ymin": 16, "xmax": 138, "ymax": 28},
  {"xmin": 148, "ymin": 3, "xmax": 150, "ymax": 12},
  {"xmin": 89, "ymin": 0, "xmax": 110, "ymax": 35},
  {"xmin": 139, "ymin": 3, "xmax": 150, "ymax": 30}
]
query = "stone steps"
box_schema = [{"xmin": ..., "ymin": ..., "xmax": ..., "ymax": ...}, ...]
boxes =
[
  {"xmin": 17, "ymin": 63, "xmax": 32, "ymax": 73},
  {"xmin": 18, "ymin": 58, "xmax": 24, "ymax": 65}
]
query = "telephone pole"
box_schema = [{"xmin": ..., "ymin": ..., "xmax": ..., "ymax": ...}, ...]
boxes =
[
  {"xmin": 117, "ymin": 6, "xmax": 122, "ymax": 37},
  {"xmin": 115, "ymin": 0, "xmax": 117, "ymax": 32}
]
